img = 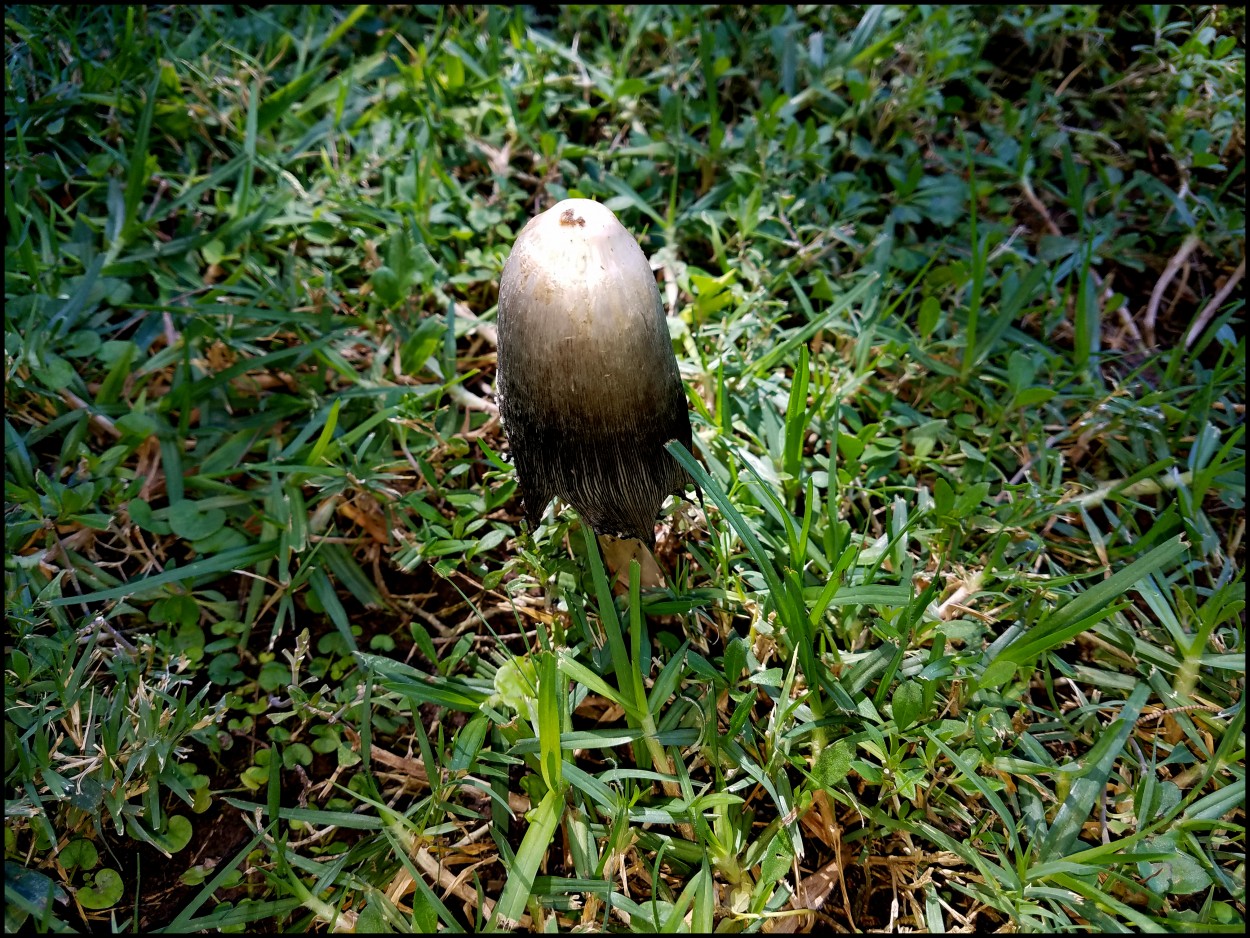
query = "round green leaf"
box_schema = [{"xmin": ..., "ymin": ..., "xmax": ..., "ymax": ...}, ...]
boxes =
[
  {"xmin": 77, "ymin": 868, "xmax": 124, "ymax": 910},
  {"xmin": 190, "ymin": 525, "xmax": 249, "ymax": 554},
  {"xmin": 168, "ymin": 500, "xmax": 227, "ymax": 540},
  {"xmin": 202, "ymin": 239, "xmax": 226, "ymax": 265},
  {"xmin": 116, "ymin": 412, "xmax": 159, "ymax": 439},
  {"xmin": 258, "ymin": 660, "xmax": 290, "ymax": 692},
  {"xmin": 180, "ymin": 864, "xmax": 211, "ymax": 887},
  {"xmin": 282, "ymin": 743, "xmax": 313, "ymax": 769},
  {"xmin": 59, "ymin": 839, "xmax": 99, "ymax": 872},
  {"xmin": 356, "ymin": 898, "xmax": 392, "ymax": 934},
  {"xmin": 127, "ymin": 497, "xmax": 172, "ymax": 535},
  {"xmin": 892, "ymin": 679, "xmax": 925, "ymax": 731},
  {"xmin": 64, "ymin": 330, "xmax": 103, "ymax": 358},
  {"xmin": 1139, "ymin": 832, "xmax": 1213, "ymax": 896},
  {"xmin": 978, "ymin": 658, "xmax": 1017, "ymax": 690},
  {"xmin": 240, "ymin": 765, "xmax": 269, "ymax": 791},
  {"xmin": 150, "ymin": 594, "xmax": 199, "ymax": 628},
  {"xmin": 813, "ymin": 739, "xmax": 853, "ymax": 791},
  {"xmin": 152, "ymin": 815, "xmax": 193, "ymax": 855},
  {"xmin": 38, "ymin": 354, "xmax": 77, "ymax": 391},
  {"xmin": 171, "ymin": 621, "xmax": 205, "ymax": 655},
  {"xmin": 192, "ymin": 786, "xmax": 212, "ymax": 814},
  {"xmin": 371, "ymin": 266, "xmax": 401, "ymax": 305},
  {"xmin": 96, "ymin": 340, "xmax": 137, "ymax": 366},
  {"xmin": 208, "ymin": 653, "xmax": 244, "ymax": 685}
]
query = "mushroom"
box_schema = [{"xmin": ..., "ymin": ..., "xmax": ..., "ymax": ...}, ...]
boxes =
[{"xmin": 496, "ymin": 199, "xmax": 693, "ymax": 555}]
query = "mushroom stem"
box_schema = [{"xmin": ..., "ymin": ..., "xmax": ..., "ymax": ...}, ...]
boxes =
[{"xmin": 599, "ymin": 534, "xmax": 666, "ymax": 590}]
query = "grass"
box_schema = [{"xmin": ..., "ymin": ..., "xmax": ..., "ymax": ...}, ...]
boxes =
[{"xmin": 4, "ymin": 3, "xmax": 1245, "ymax": 933}]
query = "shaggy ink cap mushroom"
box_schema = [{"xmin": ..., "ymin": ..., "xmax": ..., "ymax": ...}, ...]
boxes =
[{"xmin": 496, "ymin": 199, "xmax": 693, "ymax": 547}]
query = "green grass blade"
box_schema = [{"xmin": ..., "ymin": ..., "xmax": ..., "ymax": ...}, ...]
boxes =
[
  {"xmin": 537, "ymin": 651, "xmax": 564, "ymax": 792},
  {"xmin": 47, "ymin": 542, "xmax": 277, "ymax": 606},
  {"xmin": 982, "ymin": 534, "xmax": 1189, "ymax": 685},
  {"xmin": 1039, "ymin": 682, "xmax": 1151, "ymax": 859},
  {"xmin": 485, "ymin": 788, "xmax": 563, "ymax": 932},
  {"xmin": 579, "ymin": 527, "xmax": 642, "ymax": 721},
  {"xmin": 666, "ymin": 440, "xmax": 786, "ymax": 611},
  {"xmin": 158, "ymin": 823, "xmax": 272, "ymax": 932}
]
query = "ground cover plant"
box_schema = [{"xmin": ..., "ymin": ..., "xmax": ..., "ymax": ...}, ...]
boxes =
[{"xmin": 4, "ymin": 4, "xmax": 1245, "ymax": 932}]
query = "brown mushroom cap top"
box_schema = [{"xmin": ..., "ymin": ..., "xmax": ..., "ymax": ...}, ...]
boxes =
[{"xmin": 496, "ymin": 199, "xmax": 692, "ymax": 546}]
